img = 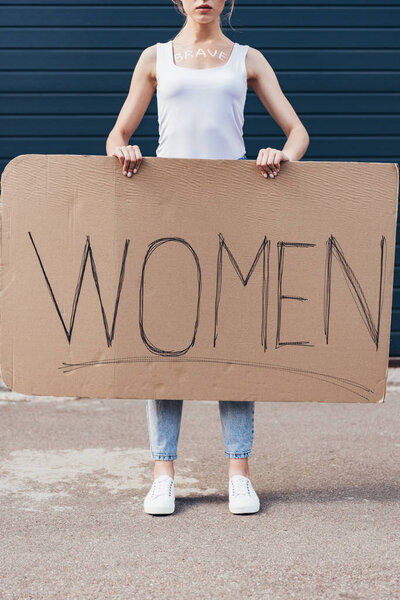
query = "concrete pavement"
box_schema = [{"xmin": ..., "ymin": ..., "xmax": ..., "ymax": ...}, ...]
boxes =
[{"xmin": 0, "ymin": 373, "xmax": 399, "ymax": 599}]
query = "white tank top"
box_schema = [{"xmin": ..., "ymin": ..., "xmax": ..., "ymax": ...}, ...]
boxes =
[{"xmin": 155, "ymin": 39, "xmax": 249, "ymax": 160}]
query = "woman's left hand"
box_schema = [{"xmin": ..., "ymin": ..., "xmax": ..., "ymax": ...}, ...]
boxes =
[{"xmin": 256, "ymin": 148, "xmax": 291, "ymax": 179}]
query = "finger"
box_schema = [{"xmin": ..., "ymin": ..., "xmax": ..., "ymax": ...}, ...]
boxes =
[
  {"xmin": 265, "ymin": 149, "xmax": 281, "ymax": 177},
  {"xmin": 256, "ymin": 148, "xmax": 264, "ymax": 167},
  {"xmin": 126, "ymin": 145, "xmax": 137, "ymax": 177},
  {"xmin": 266, "ymin": 150, "xmax": 279, "ymax": 177},
  {"xmin": 269, "ymin": 150, "xmax": 280, "ymax": 176},
  {"xmin": 112, "ymin": 147, "xmax": 125, "ymax": 167},
  {"xmin": 276, "ymin": 150, "xmax": 291, "ymax": 171},
  {"xmin": 132, "ymin": 145, "xmax": 142, "ymax": 173},
  {"xmin": 256, "ymin": 148, "xmax": 268, "ymax": 176},
  {"xmin": 121, "ymin": 147, "xmax": 131, "ymax": 175},
  {"xmin": 261, "ymin": 149, "xmax": 275, "ymax": 177},
  {"xmin": 274, "ymin": 152, "xmax": 286, "ymax": 175}
]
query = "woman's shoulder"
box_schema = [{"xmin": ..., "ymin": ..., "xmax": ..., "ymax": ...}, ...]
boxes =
[
  {"xmin": 138, "ymin": 43, "xmax": 159, "ymax": 62},
  {"xmin": 244, "ymin": 46, "xmax": 274, "ymax": 79},
  {"xmin": 243, "ymin": 45, "xmax": 264, "ymax": 59},
  {"xmin": 131, "ymin": 44, "xmax": 159, "ymax": 84}
]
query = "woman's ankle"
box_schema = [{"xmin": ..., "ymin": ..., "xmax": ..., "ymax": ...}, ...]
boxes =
[
  {"xmin": 228, "ymin": 457, "xmax": 250, "ymax": 478},
  {"xmin": 154, "ymin": 459, "xmax": 174, "ymax": 479}
]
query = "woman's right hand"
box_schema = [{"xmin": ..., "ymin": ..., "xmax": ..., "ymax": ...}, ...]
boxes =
[{"xmin": 111, "ymin": 144, "xmax": 142, "ymax": 177}]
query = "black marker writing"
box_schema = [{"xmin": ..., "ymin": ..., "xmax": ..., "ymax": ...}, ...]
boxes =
[
  {"xmin": 29, "ymin": 232, "xmax": 387, "ymax": 355},
  {"xmin": 324, "ymin": 234, "xmax": 386, "ymax": 349},
  {"xmin": 28, "ymin": 232, "xmax": 129, "ymax": 347},
  {"xmin": 139, "ymin": 237, "xmax": 202, "ymax": 357},
  {"xmin": 276, "ymin": 241, "xmax": 316, "ymax": 349},
  {"xmin": 214, "ymin": 233, "xmax": 270, "ymax": 350},
  {"xmin": 59, "ymin": 354, "xmax": 374, "ymax": 401}
]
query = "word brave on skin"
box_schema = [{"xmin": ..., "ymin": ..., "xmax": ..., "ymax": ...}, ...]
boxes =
[
  {"xmin": 173, "ymin": 47, "xmax": 231, "ymax": 64},
  {"xmin": 27, "ymin": 232, "xmax": 386, "ymax": 355}
]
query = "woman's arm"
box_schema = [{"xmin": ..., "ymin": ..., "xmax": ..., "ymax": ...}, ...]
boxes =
[
  {"xmin": 246, "ymin": 47, "xmax": 310, "ymax": 178},
  {"xmin": 106, "ymin": 44, "xmax": 157, "ymax": 176}
]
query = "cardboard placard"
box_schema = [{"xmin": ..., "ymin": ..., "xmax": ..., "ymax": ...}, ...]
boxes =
[{"xmin": 0, "ymin": 154, "xmax": 398, "ymax": 402}]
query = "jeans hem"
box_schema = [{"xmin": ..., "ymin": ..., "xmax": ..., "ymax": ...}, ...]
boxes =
[
  {"xmin": 225, "ymin": 451, "xmax": 252, "ymax": 459},
  {"xmin": 151, "ymin": 453, "xmax": 177, "ymax": 461}
]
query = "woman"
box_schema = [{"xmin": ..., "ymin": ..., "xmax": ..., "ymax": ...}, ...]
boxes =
[{"xmin": 106, "ymin": 0, "xmax": 309, "ymax": 515}]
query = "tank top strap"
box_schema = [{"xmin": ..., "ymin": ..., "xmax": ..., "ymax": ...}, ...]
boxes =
[
  {"xmin": 230, "ymin": 43, "xmax": 249, "ymax": 72},
  {"xmin": 156, "ymin": 41, "xmax": 171, "ymax": 82}
]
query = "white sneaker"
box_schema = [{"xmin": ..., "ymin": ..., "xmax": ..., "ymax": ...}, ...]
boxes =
[
  {"xmin": 143, "ymin": 475, "xmax": 175, "ymax": 515},
  {"xmin": 229, "ymin": 474, "xmax": 260, "ymax": 514}
]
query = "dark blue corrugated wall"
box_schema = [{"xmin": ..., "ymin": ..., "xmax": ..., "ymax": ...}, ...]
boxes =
[{"xmin": 1, "ymin": 0, "xmax": 399, "ymax": 352}]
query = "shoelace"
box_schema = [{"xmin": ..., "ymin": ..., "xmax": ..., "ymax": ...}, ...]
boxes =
[
  {"xmin": 231, "ymin": 477, "xmax": 251, "ymax": 497},
  {"xmin": 151, "ymin": 478, "xmax": 173, "ymax": 499}
]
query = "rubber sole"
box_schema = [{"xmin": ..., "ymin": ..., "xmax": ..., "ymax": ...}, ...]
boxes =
[
  {"xmin": 143, "ymin": 503, "xmax": 175, "ymax": 515},
  {"xmin": 229, "ymin": 503, "xmax": 260, "ymax": 514}
]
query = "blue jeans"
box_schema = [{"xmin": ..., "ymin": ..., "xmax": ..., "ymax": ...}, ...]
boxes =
[{"xmin": 145, "ymin": 152, "xmax": 254, "ymax": 461}]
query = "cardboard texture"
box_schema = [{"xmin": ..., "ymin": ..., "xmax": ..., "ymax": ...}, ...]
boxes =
[{"xmin": 0, "ymin": 154, "xmax": 398, "ymax": 402}]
